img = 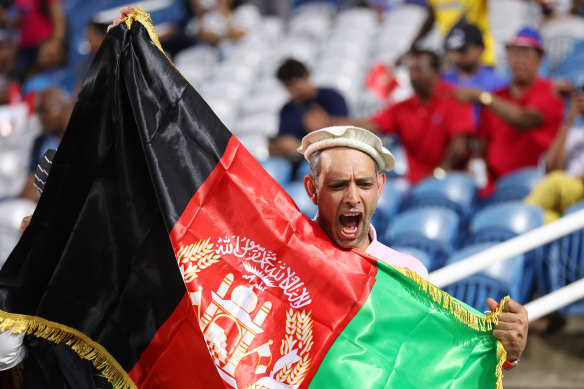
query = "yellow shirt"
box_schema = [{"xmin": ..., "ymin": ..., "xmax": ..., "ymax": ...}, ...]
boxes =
[{"xmin": 429, "ymin": 0, "xmax": 496, "ymax": 66}]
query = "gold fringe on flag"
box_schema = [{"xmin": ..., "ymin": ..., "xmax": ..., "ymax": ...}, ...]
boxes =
[
  {"xmin": 0, "ymin": 310, "xmax": 137, "ymax": 389},
  {"xmin": 122, "ymin": 6, "xmax": 163, "ymax": 53}
]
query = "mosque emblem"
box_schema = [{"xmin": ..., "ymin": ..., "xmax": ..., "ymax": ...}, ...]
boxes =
[{"xmin": 177, "ymin": 239, "xmax": 314, "ymax": 389}]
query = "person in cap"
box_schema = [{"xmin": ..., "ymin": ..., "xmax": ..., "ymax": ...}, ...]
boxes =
[
  {"xmin": 298, "ymin": 125, "xmax": 528, "ymax": 370},
  {"xmin": 269, "ymin": 58, "xmax": 348, "ymax": 161},
  {"xmin": 303, "ymin": 49, "xmax": 476, "ymax": 184},
  {"xmin": 300, "ymin": 126, "xmax": 428, "ymax": 277},
  {"xmin": 405, "ymin": 0, "xmax": 497, "ymax": 67},
  {"xmin": 442, "ymin": 21, "xmax": 507, "ymax": 121},
  {"xmin": 454, "ymin": 27, "xmax": 564, "ymax": 192}
]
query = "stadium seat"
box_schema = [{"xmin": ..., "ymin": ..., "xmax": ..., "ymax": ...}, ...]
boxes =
[
  {"xmin": 537, "ymin": 200, "xmax": 584, "ymax": 314},
  {"xmin": 400, "ymin": 172, "xmax": 478, "ymax": 221},
  {"xmin": 391, "ymin": 245, "xmax": 433, "ymax": 271},
  {"xmin": 481, "ymin": 167, "xmax": 544, "ymax": 207},
  {"xmin": 542, "ymin": 16, "xmax": 584, "ymax": 69},
  {"xmin": 557, "ymin": 53, "xmax": 584, "ymax": 79},
  {"xmin": 444, "ymin": 242, "xmax": 526, "ymax": 310},
  {"xmin": 239, "ymin": 87, "xmax": 288, "ymax": 117},
  {"xmin": 0, "ymin": 224, "xmax": 19, "ymax": 270},
  {"xmin": 283, "ymin": 181, "xmax": 317, "ymax": 218},
  {"xmin": 174, "ymin": 45, "xmax": 219, "ymax": 85},
  {"xmin": 234, "ymin": 112, "xmax": 279, "ymax": 138},
  {"xmin": 0, "ymin": 199, "xmax": 37, "ymax": 231},
  {"xmin": 469, "ymin": 201, "xmax": 543, "ymax": 241},
  {"xmin": 384, "ymin": 206, "xmax": 461, "ymax": 270},
  {"xmin": 370, "ymin": 178, "xmax": 408, "ymax": 239},
  {"xmin": 467, "ymin": 201, "xmax": 544, "ymax": 303},
  {"xmin": 260, "ymin": 157, "xmax": 293, "ymax": 185}
]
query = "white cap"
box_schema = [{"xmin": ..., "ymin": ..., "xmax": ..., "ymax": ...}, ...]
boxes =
[{"xmin": 297, "ymin": 126, "xmax": 395, "ymax": 171}]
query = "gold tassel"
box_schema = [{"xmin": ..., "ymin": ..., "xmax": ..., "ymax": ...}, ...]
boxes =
[
  {"xmin": 0, "ymin": 310, "xmax": 137, "ymax": 389},
  {"xmin": 383, "ymin": 262, "xmax": 509, "ymax": 332},
  {"xmin": 495, "ymin": 341, "xmax": 507, "ymax": 389},
  {"xmin": 121, "ymin": 6, "xmax": 164, "ymax": 53}
]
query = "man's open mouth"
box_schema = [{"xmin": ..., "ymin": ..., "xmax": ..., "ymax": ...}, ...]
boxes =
[{"xmin": 339, "ymin": 212, "xmax": 361, "ymax": 235}]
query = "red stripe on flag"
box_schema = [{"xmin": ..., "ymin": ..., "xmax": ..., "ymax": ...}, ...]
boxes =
[{"xmin": 128, "ymin": 293, "xmax": 224, "ymax": 388}]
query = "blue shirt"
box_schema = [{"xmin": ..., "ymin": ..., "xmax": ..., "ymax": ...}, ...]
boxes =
[
  {"xmin": 278, "ymin": 88, "xmax": 348, "ymax": 140},
  {"xmin": 22, "ymin": 66, "xmax": 75, "ymax": 97},
  {"xmin": 442, "ymin": 66, "xmax": 507, "ymax": 124},
  {"xmin": 29, "ymin": 133, "xmax": 60, "ymax": 173}
]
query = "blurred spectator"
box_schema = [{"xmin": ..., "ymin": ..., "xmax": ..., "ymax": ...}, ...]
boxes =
[
  {"xmin": 75, "ymin": 20, "xmax": 108, "ymax": 91},
  {"xmin": 158, "ymin": 1, "xmax": 198, "ymax": 57},
  {"xmin": 4, "ymin": 0, "xmax": 66, "ymax": 83},
  {"xmin": 247, "ymin": 0, "xmax": 291, "ymax": 19},
  {"xmin": 21, "ymin": 36, "xmax": 73, "ymax": 96},
  {"xmin": 269, "ymin": 58, "xmax": 348, "ymax": 160},
  {"xmin": 537, "ymin": 0, "xmax": 574, "ymax": 22},
  {"xmin": 304, "ymin": 49, "xmax": 476, "ymax": 183},
  {"xmin": 526, "ymin": 88, "xmax": 584, "ymax": 223},
  {"xmin": 188, "ymin": 0, "xmax": 261, "ymax": 46},
  {"xmin": 0, "ymin": 28, "xmax": 16, "ymax": 104},
  {"xmin": 454, "ymin": 27, "xmax": 564, "ymax": 190},
  {"xmin": 20, "ymin": 87, "xmax": 71, "ymax": 201},
  {"xmin": 443, "ymin": 21, "xmax": 507, "ymax": 124},
  {"xmin": 407, "ymin": 0, "xmax": 497, "ymax": 66}
]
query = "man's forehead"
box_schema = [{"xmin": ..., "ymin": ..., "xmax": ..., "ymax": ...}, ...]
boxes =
[{"xmin": 319, "ymin": 147, "xmax": 377, "ymax": 172}]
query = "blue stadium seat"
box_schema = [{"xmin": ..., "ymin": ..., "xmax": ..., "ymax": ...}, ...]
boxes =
[
  {"xmin": 538, "ymin": 200, "xmax": 584, "ymax": 314},
  {"xmin": 467, "ymin": 201, "xmax": 544, "ymax": 303},
  {"xmin": 444, "ymin": 242, "xmax": 526, "ymax": 309},
  {"xmin": 481, "ymin": 167, "xmax": 544, "ymax": 207},
  {"xmin": 391, "ymin": 246, "xmax": 433, "ymax": 271},
  {"xmin": 295, "ymin": 159, "xmax": 311, "ymax": 181},
  {"xmin": 384, "ymin": 206, "xmax": 461, "ymax": 270},
  {"xmin": 371, "ymin": 178, "xmax": 408, "ymax": 238},
  {"xmin": 557, "ymin": 53, "xmax": 584, "ymax": 78},
  {"xmin": 260, "ymin": 157, "xmax": 293, "ymax": 186},
  {"xmin": 469, "ymin": 201, "xmax": 543, "ymax": 240},
  {"xmin": 283, "ymin": 181, "xmax": 317, "ymax": 218},
  {"xmin": 400, "ymin": 172, "xmax": 478, "ymax": 220}
]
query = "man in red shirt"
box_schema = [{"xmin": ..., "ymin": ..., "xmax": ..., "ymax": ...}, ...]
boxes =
[
  {"xmin": 8, "ymin": 0, "xmax": 66, "ymax": 82},
  {"xmin": 303, "ymin": 49, "xmax": 476, "ymax": 184},
  {"xmin": 454, "ymin": 27, "xmax": 565, "ymax": 184}
]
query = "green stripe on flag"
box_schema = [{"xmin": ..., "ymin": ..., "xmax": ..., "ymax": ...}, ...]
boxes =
[{"xmin": 309, "ymin": 260, "xmax": 504, "ymax": 388}]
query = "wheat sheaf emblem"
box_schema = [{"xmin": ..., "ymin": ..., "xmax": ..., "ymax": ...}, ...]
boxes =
[
  {"xmin": 176, "ymin": 238, "xmax": 221, "ymax": 282},
  {"xmin": 274, "ymin": 308, "xmax": 313, "ymax": 385}
]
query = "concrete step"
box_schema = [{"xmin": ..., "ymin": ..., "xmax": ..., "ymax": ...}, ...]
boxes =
[{"xmin": 502, "ymin": 315, "xmax": 584, "ymax": 389}]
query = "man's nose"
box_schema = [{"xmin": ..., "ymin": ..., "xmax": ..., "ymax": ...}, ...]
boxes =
[{"xmin": 344, "ymin": 183, "xmax": 360, "ymax": 206}]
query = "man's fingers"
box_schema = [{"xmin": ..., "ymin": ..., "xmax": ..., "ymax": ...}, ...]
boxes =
[
  {"xmin": 107, "ymin": 17, "xmax": 122, "ymax": 33},
  {"xmin": 485, "ymin": 297, "xmax": 499, "ymax": 311},
  {"xmin": 493, "ymin": 319, "xmax": 519, "ymax": 331},
  {"xmin": 502, "ymin": 298, "xmax": 525, "ymax": 314},
  {"xmin": 107, "ymin": 6, "xmax": 139, "ymax": 33}
]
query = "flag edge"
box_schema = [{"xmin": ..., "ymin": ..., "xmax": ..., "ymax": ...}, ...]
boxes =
[{"xmin": 0, "ymin": 310, "xmax": 137, "ymax": 389}]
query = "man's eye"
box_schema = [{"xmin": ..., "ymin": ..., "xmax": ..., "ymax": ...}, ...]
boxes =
[{"xmin": 359, "ymin": 183, "xmax": 373, "ymax": 188}]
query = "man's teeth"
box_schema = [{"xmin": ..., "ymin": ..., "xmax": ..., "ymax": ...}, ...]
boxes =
[
  {"xmin": 343, "ymin": 212, "xmax": 360, "ymax": 216},
  {"xmin": 342, "ymin": 226, "xmax": 358, "ymax": 233}
]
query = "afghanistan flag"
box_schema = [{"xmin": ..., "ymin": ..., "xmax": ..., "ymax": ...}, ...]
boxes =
[{"xmin": 0, "ymin": 10, "xmax": 507, "ymax": 389}]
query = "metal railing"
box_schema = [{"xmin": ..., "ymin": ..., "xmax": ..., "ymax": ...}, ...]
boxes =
[{"xmin": 428, "ymin": 208, "xmax": 584, "ymax": 322}]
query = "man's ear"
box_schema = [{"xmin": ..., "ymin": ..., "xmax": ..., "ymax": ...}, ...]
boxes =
[
  {"xmin": 377, "ymin": 171, "xmax": 386, "ymax": 200},
  {"xmin": 304, "ymin": 175, "xmax": 318, "ymax": 205}
]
